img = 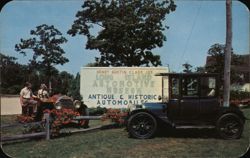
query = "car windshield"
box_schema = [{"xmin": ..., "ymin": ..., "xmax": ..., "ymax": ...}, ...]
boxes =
[{"xmin": 59, "ymin": 99, "xmax": 74, "ymax": 108}]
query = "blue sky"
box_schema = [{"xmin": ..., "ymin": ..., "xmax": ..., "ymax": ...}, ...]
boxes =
[{"xmin": 0, "ymin": 0, "xmax": 249, "ymax": 75}]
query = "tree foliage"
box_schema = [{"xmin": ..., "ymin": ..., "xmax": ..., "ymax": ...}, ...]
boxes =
[
  {"xmin": 54, "ymin": 71, "xmax": 74, "ymax": 95},
  {"xmin": 205, "ymin": 43, "xmax": 243, "ymax": 84},
  {"xmin": 68, "ymin": 0, "xmax": 176, "ymax": 66},
  {"xmin": 0, "ymin": 53, "xmax": 26, "ymax": 94},
  {"xmin": 85, "ymin": 62, "xmax": 104, "ymax": 67},
  {"xmin": 68, "ymin": 73, "xmax": 82, "ymax": 101},
  {"xmin": 195, "ymin": 66, "xmax": 206, "ymax": 73},
  {"xmin": 15, "ymin": 24, "xmax": 69, "ymax": 81},
  {"xmin": 1, "ymin": 53, "xmax": 75, "ymax": 95},
  {"xmin": 182, "ymin": 62, "xmax": 193, "ymax": 73}
]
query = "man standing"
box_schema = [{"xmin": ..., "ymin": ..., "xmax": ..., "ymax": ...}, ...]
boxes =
[{"xmin": 20, "ymin": 82, "xmax": 37, "ymax": 116}]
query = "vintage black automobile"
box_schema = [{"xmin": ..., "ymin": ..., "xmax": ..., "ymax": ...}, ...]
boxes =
[{"xmin": 126, "ymin": 73, "xmax": 245, "ymax": 139}]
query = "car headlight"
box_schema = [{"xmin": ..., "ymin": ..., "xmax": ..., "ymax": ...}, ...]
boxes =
[
  {"xmin": 74, "ymin": 100, "xmax": 81, "ymax": 109},
  {"xmin": 128, "ymin": 104, "xmax": 136, "ymax": 112},
  {"xmin": 55, "ymin": 105, "xmax": 62, "ymax": 110},
  {"xmin": 75, "ymin": 104, "xmax": 81, "ymax": 109},
  {"xmin": 55, "ymin": 102, "xmax": 62, "ymax": 110}
]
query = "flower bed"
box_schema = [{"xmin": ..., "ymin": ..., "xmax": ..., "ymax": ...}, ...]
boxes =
[
  {"xmin": 102, "ymin": 109, "xmax": 128, "ymax": 126},
  {"xmin": 43, "ymin": 109, "xmax": 88, "ymax": 136},
  {"xmin": 17, "ymin": 115, "xmax": 34, "ymax": 123}
]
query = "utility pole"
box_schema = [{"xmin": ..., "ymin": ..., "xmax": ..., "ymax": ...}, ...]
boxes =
[{"xmin": 223, "ymin": 0, "xmax": 232, "ymax": 107}]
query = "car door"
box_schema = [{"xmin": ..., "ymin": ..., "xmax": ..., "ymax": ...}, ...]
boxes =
[
  {"xmin": 199, "ymin": 76, "xmax": 220, "ymax": 121},
  {"xmin": 167, "ymin": 76, "xmax": 181, "ymax": 120},
  {"xmin": 179, "ymin": 76, "xmax": 200, "ymax": 120}
]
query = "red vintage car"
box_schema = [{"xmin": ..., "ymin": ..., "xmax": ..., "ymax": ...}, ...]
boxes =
[{"xmin": 33, "ymin": 94, "xmax": 89, "ymax": 128}]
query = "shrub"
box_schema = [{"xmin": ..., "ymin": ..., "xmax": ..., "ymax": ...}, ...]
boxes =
[
  {"xmin": 102, "ymin": 108, "xmax": 128, "ymax": 126},
  {"xmin": 88, "ymin": 106, "xmax": 107, "ymax": 116},
  {"xmin": 230, "ymin": 90, "xmax": 250, "ymax": 100}
]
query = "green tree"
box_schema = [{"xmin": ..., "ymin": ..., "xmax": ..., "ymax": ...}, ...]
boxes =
[
  {"xmin": 68, "ymin": 0, "xmax": 176, "ymax": 66},
  {"xmin": 0, "ymin": 52, "xmax": 75, "ymax": 95},
  {"xmin": 195, "ymin": 66, "xmax": 206, "ymax": 73},
  {"xmin": 68, "ymin": 73, "xmax": 82, "ymax": 101},
  {"xmin": 182, "ymin": 62, "xmax": 193, "ymax": 73},
  {"xmin": 15, "ymin": 24, "xmax": 69, "ymax": 85},
  {"xmin": 57, "ymin": 71, "xmax": 74, "ymax": 95},
  {"xmin": 205, "ymin": 43, "xmax": 242, "ymax": 84},
  {"xmin": 33, "ymin": 69, "xmax": 74, "ymax": 96},
  {"xmin": 85, "ymin": 62, "xmax": 104, "ymax": 67},
  {"xmin": 0, "ymin": 53, "xmax": 27, "ymax": 94}
]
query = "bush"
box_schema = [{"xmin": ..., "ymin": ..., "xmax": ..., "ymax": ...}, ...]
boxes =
[
  {"xmin": 230, "ymin": 90, "xmax": 250, "ymax": 100},
  {"xmin": 88, "ymin": 106, "xmax": 107, "ymax": 116},
  {"xmin": 101, "ymin": 108, "xmax": 128, "ymax": 126}
]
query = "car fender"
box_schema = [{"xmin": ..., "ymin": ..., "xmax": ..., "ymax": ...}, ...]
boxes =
[
  {"xmin": 217, "ymin": 106, "xmax": 246, "ymax": 123},
  {"xmin": 127, "ymin": 103, "xmax": 172, "ymax": 126}
]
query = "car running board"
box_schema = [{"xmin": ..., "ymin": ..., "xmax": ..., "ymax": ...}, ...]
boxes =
[{"xmin": 175, "ymin": 125, "xmax": 215, "ymax": 129}]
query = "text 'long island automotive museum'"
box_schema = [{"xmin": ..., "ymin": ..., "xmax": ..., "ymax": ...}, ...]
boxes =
[{"xmin": 80, "ymin": 67, "xmax": 169, "ymax": 108}]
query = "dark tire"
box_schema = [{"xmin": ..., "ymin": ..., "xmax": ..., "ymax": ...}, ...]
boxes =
[
  {"xmin": 216, "ymin": 113, "xmax": 244, "ymax": 139},
  {"xmin": 127, "ymin": 112, "xmax": 157, "ymax": 139}
]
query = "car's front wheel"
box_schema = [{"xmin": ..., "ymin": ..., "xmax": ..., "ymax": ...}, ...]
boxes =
[
  {"xmin": 127, "ymin": 112, "xmax": 157, "ymax": 139},
  {"xmin": 216, "ymin": 113, "xmax": 244, "ymax": 139}
]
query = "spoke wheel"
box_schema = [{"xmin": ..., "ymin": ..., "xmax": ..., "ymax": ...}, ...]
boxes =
[
  {"xmin": 128, "ymin": 112, "xmax": 157, "ymax": 139},
  {"xmin": 216, "ymin": 113, "xmax": 244, "ymax": 139}
]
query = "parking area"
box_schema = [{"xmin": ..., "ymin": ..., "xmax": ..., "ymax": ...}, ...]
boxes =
[{"xmin": 1, "ymin": 95, "xmax": 21, "ymax": 115}]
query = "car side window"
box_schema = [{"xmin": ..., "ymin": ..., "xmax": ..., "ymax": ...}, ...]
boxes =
[
  {"xmin": 200, "ymin": 77, "xmax": 216, "ymax": 97},
  {"xmin": 182, "ymin": 77, "xmax": 198, "ymax": 97},
  {"xmin": 171, "ymin": 77, "xmax": 179, "ymax": 99}
]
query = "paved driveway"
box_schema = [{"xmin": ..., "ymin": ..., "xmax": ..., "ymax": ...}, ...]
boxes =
[{"xmin": 1, "ymin": 95, "xmax": 21, "ymax": 115}]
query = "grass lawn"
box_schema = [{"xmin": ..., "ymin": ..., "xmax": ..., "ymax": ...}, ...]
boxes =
[{"xmin": 1, "ymin": 108, "xmax": 250, "ymax": 158}]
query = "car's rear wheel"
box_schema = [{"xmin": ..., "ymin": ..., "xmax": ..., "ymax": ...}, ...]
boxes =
[
  {"xmin": 127, "ymin": 112, "xmax": 157, "ymax": 139},
  {"xmin": 216, "ymin": 113, "xmax": 244, "ymax": 139}
]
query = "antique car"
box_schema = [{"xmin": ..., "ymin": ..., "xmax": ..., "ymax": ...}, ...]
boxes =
[
  {"xmin": 34, "ymin": 94, "xmax": 89, "ymax": 128},
  {"xmin": 126, "ymin": 73, "xmax": 245, "ymax": 139}
]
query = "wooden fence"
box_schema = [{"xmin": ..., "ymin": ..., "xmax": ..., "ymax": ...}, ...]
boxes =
[
  {"xmin": 1, "ymin": 114, "xmax": 114, "ymax": 143},
  {"xmin": 1, "ymin": 113, "xmax": 50, "ymax": 142}
]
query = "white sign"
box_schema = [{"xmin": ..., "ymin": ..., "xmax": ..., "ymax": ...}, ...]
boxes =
[{"xmin": 80, "ymin": 67, "xmax": 169, "ymax": 108}]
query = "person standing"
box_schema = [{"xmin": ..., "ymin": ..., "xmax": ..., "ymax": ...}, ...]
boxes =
[
  {"xmin": 37, "ymin": 83, "xmax": 49, "ymax": 101},
  {"xmin": 20, "ymin": 82, "xmax": 37, "ymax": 116}
]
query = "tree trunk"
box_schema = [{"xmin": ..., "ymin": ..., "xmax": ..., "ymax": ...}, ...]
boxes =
[
  {"xmin": 46, "ymin": 64, "xmax": 52, "ymax": 95},
  {"xmin": 223, "ymin": 0, "xmax": 232, "ymax": 107}
]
